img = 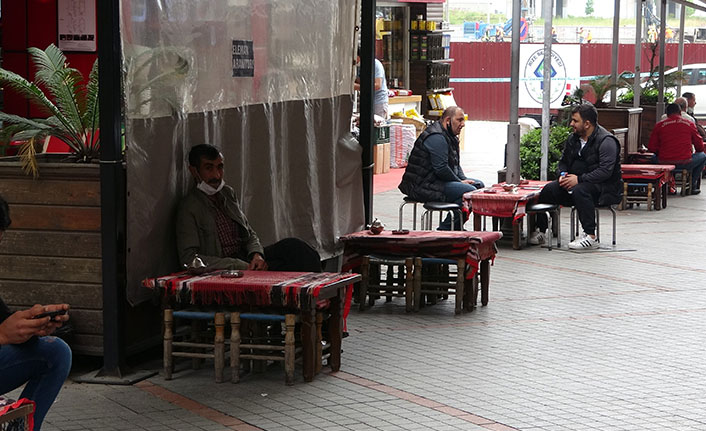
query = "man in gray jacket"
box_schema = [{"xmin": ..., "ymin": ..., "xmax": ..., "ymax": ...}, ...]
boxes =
[
  {"xmin": 176, "ymin": 144, "xmax": 320, "ymax": 271},
  {"xmin": 531, "ymin": 103, "xmax": 622, "ymax": 250}
]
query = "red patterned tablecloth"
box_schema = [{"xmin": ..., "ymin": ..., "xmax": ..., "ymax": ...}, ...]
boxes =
[
  {"xmin": 339, "ymin": 230, "xmax": 502, "ymax": 280},
  {"xmin": 621, "ymin": 164, "xmax": 675, "ymax": 189},
  {"xmin": 0, "ymin": 398, "xmax": 35, "ymax": 431},
  {"xmin": 142, "ymin": 270, "xmax": 359, "ymax": 309},
  {"xmin": 464, "ymin": 180, "xmax": 550, "ymax": 221}
]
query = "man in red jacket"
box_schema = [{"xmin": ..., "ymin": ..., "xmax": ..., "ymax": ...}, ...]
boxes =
[{"xmin": 648, "ymin": 103, "xmax": 706, "ymax": 194}]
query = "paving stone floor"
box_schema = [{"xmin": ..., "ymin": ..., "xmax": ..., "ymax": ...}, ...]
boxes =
[{"xmin": 10, "ymin": 122, "xmax": 706, "ymax": 430}]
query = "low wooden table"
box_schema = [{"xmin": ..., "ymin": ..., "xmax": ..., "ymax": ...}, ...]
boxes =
[
  {"xmin": 464, "ymin": 181, "xmax": 549, "ymax": 250},
  {"xmin": 340, "ymin": 230, "xmax": 502, "ymax": 310},
  {"xmin": 143, "ymin": 270, "xmax": 360, "ymax": 382},
  {"xmin": 621, "ymin": 164, "xmax": 675, "ymax": 210}
]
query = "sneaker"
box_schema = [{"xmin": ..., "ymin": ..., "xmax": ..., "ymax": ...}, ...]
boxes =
[
  {"xmin": 528, "ymin": 231, "xmax": 546, "ymax": 245},
  {"xmin": 568, "ymin": 233, "xmax": 599, "ymax": 250}
]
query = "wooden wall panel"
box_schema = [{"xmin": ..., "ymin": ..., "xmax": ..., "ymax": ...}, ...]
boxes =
[
  {"xmin": 0, "ymin": 255, "xmax": 102, "ymax": 283},
  {"xmin": 64, "ymin": 309, "xmax": 103, "ymax": 334},
  {"xmin": 0, "ymin": 178, "xmax": 101, "ymax": 206},
  {"xmin": 0, "ymin": 280, "xmax": 103, "ymax": 309},
  {"xmin": 9, "ymin": 205, "xmax": 101, "ymax": 232},
  {"xmin": 0, "ymin": 231, "xmax": 101, "ymax": 257},
  {"xmin": 70, "ymin": 334, "xmax": 104, "ymax": 356}
]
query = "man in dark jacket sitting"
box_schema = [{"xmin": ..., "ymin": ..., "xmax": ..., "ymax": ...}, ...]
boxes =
[
  {"xmin": 530, "ymin": 103, "xmax": 622, "ymax": 250},
  {"xmin": 398, "ymin": 106, "xmax": 484, "ymax": 230},
  {"xmin": 0, "ymin": 195, "xmax": 72, "ymax": 430}
]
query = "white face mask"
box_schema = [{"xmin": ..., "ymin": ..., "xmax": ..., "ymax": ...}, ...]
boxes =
[{"xmin": 196, "ymin": 176, "xmax": 225, "ymax": 196}]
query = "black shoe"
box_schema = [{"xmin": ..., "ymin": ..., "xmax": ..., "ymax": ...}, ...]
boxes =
[
  {"xmin": 692, "ymin": 189, "xmax": 701, "ymax": 195},
  {"xmin": 342, "ymin": 331, "xmax": 349, "ymax": 338}
]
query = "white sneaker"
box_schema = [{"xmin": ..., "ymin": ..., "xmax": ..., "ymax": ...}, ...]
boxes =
[
  {"xmin": 528, "ymin": 231, "xmax": 546, "ymax": 245},
  {"xmin": 568, "ymin": 233, "xmax": 599, "ymax": 250}
]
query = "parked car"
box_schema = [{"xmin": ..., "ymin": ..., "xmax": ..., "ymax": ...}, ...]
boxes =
[
  {"xmin": 609, "ymin": 64, "xmax": 706, "ymax": 118},
  {"xmin": 664, "ymin": 64, "xmax": 706, "ymax": 117}
]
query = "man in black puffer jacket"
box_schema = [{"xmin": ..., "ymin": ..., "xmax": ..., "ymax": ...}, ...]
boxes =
[
  {"xmin": 398, "ymin": 106, "xmax": 484, "ymax": 230},
  {"xmin": 531, "ymin": 103, "xmax": 622, "ymax": 250}
]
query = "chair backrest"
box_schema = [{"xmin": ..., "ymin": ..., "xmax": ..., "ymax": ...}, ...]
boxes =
[{"xmin": 611, "ymin": 128, "xmax": 628, "ymax": 163}]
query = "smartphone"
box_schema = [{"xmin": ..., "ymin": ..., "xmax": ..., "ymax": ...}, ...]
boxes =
[{"xmin": 32, "ymin": 309, "xmax": 67, "ymax": 320}]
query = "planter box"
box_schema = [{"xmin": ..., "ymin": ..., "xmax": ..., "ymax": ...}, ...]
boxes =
[
  {"xmin": 597, "ymin": 106, "xmax": 643, "ymax": 160},
  {"xmin": 0, "ymin": 157, "xmax": 159, "ymax": 356}
]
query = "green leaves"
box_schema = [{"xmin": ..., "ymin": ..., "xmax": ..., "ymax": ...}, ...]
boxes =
[
  {"xmin": 520, "ymin": 125, "xmax": 572, "ymax": 181},
  {"xmin": 0, "ymin": 44, "xmax": 99, "ymax": 176}
]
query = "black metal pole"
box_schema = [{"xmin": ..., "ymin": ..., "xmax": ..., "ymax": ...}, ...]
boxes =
[
  {"xmin": 97, "ymin": 0, "xmax": 127, "ymax": 377},
  {"xmin": 360, "ymin": 0, "xmax": 376, "ymax": 226}
]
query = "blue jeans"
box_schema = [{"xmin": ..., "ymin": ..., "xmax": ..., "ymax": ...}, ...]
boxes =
[
  {"xmin": 673, "ymin": 152, "xmax": 706, "ymax": 191},
  {"xmin": 0, "ymin": 336, "xmax": 72, "ymax": 430},
  {"xmin": 439, "ymin": 178, "xmax": 485, "ymax": 230}
]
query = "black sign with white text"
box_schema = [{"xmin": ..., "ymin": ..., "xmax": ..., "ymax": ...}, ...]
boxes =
[{"xmin": 232, "ymin": 40, "xmax": 254, "ymax": 77}]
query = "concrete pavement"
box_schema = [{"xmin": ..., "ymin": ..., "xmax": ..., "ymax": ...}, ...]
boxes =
[{"xmin": 9, "ymin": 121, "xmax": 706, "ymax": 431}]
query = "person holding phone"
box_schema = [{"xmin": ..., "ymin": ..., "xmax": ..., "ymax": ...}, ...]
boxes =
[
  {"xmin": 0, "ymin": 194, "xmax": 72, "ymax": 430},
  {"xmin": 530, "ymin": 103, "xmax": 622, "ymax": 250}
]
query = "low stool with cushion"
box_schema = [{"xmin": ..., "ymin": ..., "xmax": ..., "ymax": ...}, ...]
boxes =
[
  {"xmin": 163, "ymin": 309, "xmax": 228, "ymax": 383},
  {"xmin": 673, "ymin": 168, "xmax": 692, "ymax": 196},
  {"xmin": 230, "ymin": 312, "xmax": 300, "ymax": 385},
  {"xmin": 0, "ymin": 398, "xmax": 35, "ymax": 431},
  {"xmin": 358, "ymin": 255, "xmax": 414, "ymax": 312},
  {"xmin": 413, "ymin": 257, "xmax": 466, "ymax": 314},
  {"xmin": 230, "ymin": 311, "xmax": 330, "ymax": 385}
]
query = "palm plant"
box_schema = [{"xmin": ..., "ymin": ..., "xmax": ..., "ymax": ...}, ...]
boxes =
[
  {"xmin": 0, "ymin": 44, "xmax": 99, "ymax": 177},
  {"xmin": 582, "ymin": 72, "xmax": 634, "ymax": 108}
]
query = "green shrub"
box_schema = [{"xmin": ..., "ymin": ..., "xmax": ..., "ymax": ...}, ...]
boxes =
[
  {"xmin": 519, "ymin": 125, "xmax": 572, "ymax": 180},
  {"xmin": 617, "ymin": 88, "xmax": 675, "ymax": 105}
]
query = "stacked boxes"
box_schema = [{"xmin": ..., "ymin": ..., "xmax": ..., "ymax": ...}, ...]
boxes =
[
  {"xmin": 374, "ymin": 125, "xmax": 391, "ymax": 174},
  {"xmin": 389, "ymin": 124, "xmax": 417, "ymax": 168}
]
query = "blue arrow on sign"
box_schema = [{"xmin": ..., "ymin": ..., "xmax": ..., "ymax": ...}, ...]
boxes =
[{"xmin": 534, "ymin": 59, "xmax": 557, "ymax": 90}]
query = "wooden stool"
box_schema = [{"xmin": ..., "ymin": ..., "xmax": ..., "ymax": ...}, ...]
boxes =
[
  {"xmin": 673, "ymin": 168, "xmax": 692, "ymax": 196},
  {"xmin": 163, "ymin": 309, "xmax": 227, "ymax": 383},
  {"xmin": 359, "ymin": 255, "xmax": 414, "ymax": 312},
  {"xmin": 230, "ymin": 313, "xmax": 299, "ymax": 385},
  {"xmin": 0, "ymin": 399, "xmax": 35, "ymax": 431},
  {"xmin": 621, "ymin": 182, "xmax": 654, "ymax": 210},
  {"xmin": 413, "ymin": 257, "xmax": 466, "ymax": 314}
]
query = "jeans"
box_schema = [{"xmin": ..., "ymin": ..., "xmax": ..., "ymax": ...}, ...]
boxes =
[
  {"xmin": 536, "ymin": 180, "xmax": 601, "ymax": 235},
  {"xmin": 0, "ymin": 336, "xmax": 72, "ymax": 430},
  {"xmin": 438, "ymin": 178, "xmax": 485, "ymax": 230},
  {"xmin": 672, "ymin": 152, "xmax": 706, "ymax": 191}
]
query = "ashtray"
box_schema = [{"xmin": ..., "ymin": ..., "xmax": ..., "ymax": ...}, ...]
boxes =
[
  {"xmin": 519, "ymin": 179, "xmax": 530, "ymax": 185},
  {"xmin": 391, "ymin": 229, "xmax": 409, "ymax": 235},
  {"xmin": 502, "ymin": 184, "xmax": 517, "ymax": 192},
  {"xmin": 220, "ymin": 270, "xmax": 244, "ymax": 278},
  {"xmin": 483, "ymin": 188, "xmax": 498, "ymax": 194}
]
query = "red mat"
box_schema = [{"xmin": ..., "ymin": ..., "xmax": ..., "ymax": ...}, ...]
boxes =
[{"xmin": 373, "ymin": 168, "xmax": 405, "ymax": 195}]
